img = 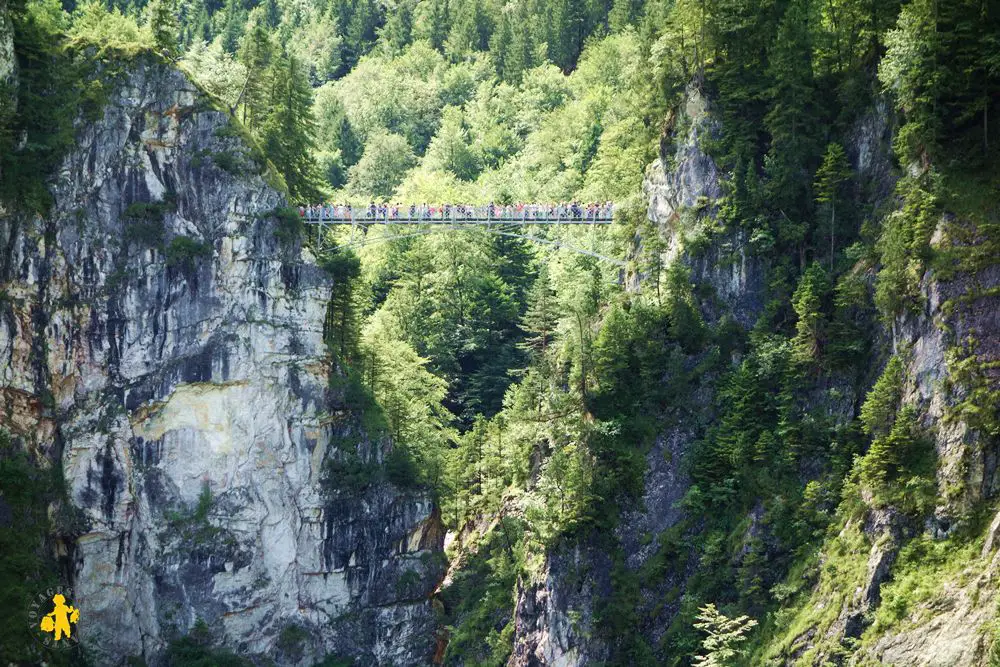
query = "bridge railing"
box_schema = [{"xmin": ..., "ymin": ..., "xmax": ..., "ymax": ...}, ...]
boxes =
[{"xmin": 298, "ymin": 204, "xmax": 615, "ymax": 224}]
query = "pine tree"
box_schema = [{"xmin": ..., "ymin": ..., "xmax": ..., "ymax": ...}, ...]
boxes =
[
  {"xmin": 262, "ymin": 0, "xmax": 280, "ymax": 28},
  {"xmin": 548, "ymin": 0, "xmax": 586, "ymax": 71},
  {"xmin": 412, "ymin": 0, "xmax": 450, "ymax": 51},
  {"xmin": 259, "ymin": 54, "xmax": 321, "ymax": 201},
  {"xmin": 521, "ymin": 264, "xmax": 558, "ymax": 358},
  {"xmin": 692, "ymin": 604, "xmax": 758, "ymax": 666},
  {"xmin": 345, "ymin": 0, "xmax": 383, "ymax": 65},
  {"xmin": 219, "ymin": 0, "xmax": 246, "ymax": 53},
  {"xmin": 792, "ymin": 262, "xmax": 830, "ymax": 365},
  {"xmin": 237, "ymin": 12, "xmax": 276, "ymax": 129},
  {"xmin": 488, "ymin": 7, "xmax": 512, "ymax": 80},
  {"xmin": 146, "ymin": 0, "xmax": 179, "ymax": 57},
  {"xmin": 813, "ymin": 142, "xmax": 852, "ymax": 270},
  {"xmin": 379, "ymin": 0, "xmax": 413, "ymax": 56},
  {"xmin": 608, "ymin": 0, "xmax": 642, "ymax": 32},
  {"xmin": 764, "ymin": 0, "xmax": 819, "ymax": 241},
  {"xmin": 320, "ymin": 248, "xmax": 363, "ymax": 364},
  {"xmin": 444, "ymin": 0, "xmax": 491, "ymax": 60}
]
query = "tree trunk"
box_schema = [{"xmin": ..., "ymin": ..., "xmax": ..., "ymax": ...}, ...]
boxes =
[{"xmin": 830, "ymin": 202, "xmax": 836, "ymax": 271}]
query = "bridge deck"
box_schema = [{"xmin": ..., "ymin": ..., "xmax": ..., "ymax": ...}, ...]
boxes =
[
  {"xmin": 301, "ymin": 214, "xmax": 614, "ymax": 225},
  {"xmin": 300, "ymin": 204, "xmax": 615, "ymax": 225}
]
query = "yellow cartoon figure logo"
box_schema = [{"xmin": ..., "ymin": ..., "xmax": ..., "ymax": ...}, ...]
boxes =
[
  {"xmin": 39, "ymin": 593, "xmax": 80, "ymax": 641},
  {"xmin": 26, "ymin": 586, "xmax": 81, "ymax": 649}
]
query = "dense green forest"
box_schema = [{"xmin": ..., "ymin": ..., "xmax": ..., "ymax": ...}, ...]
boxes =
[{"xmin": 2, "ymin": 0, "xmax": 999, "ymax": 662}]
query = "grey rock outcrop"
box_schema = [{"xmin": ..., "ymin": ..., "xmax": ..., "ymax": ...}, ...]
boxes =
[
  {"xmin": 0, "ymin": 0, "xmax": 13, "ymax": 89},
  {"xmin": 508, "ymin": 546, "xmax": 612, "ymax": 667},
  {"xmin": 0, "ymin": 55, "xmax": 443, "ymax": 665},
  {"xmin": 642, "ymin": 80, "xmax": 765, "ymax": 329},
  {"xmin": 1, "ymin": 0, "xmax": 14, "ymax": 193}
]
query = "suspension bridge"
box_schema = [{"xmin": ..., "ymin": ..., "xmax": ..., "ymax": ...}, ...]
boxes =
[
  {"xmin": 299, "ymin": 203, "xmax": 615, "ymax": 225},
  {"xmin": 299, "ymin": 203, "xmax": 625, "ymax": 266}
]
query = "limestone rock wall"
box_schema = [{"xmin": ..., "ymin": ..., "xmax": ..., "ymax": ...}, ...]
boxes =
[
  {"xmin": 507, "ymin": 74, "xmax": 1000, "ymax": 666},
  {"xmin": 0, "ymin": 56, "xmax": 443, "ymax": 665},
  {"xmin": 641, "ymin": 80, "xmax": 765, "ymax": 329}
]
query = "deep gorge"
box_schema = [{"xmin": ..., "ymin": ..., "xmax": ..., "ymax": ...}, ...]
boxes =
[{"xmin": 2, "ymin": 0, "xmax": 1000, "ymax": 665}]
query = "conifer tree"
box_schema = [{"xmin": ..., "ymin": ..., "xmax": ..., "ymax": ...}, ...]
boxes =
[
  {"xmin": 764, "ymin": 0, "xmax": 819, "ymax": 245},
  {"xmin": 444, "ymin": 0, "xmax": 491, "ymax": 60},
  {"xmin": 260, "ymin": 54, "xmax": 321, "ymax": 201},
  {"xmin": 792, "ymin": 262, "xmax": 830, "ymax": 365},
  {"xmin": 379, "ymin": 0, "xmax": 413, "ymax": 56},
  {"xmin": 813, "ymin": 142, "xmax": 852, "ymax": 269},
  {"xmin": 321, "ymin": 247, "xmax": 363, "ymax": 364},
  {"xmin": 692, "ymin": 603, "xmax": 758, "ymax": 667},
  {"xmin": 237, "ymin": 12, "xmax": 275, "ymax": 129},
  {"xmin": 146, "ymin": 0, "xmax": 179, "ymax": 57}
]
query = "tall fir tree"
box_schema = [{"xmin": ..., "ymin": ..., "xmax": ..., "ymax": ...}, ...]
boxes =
[
  {"xmin": 146, "ymin": 0, "xmax": 179, "ymax": 57},
  {"xmin": 813, "ymin": 142, "xmax": 852, "ymax": 269},
  {"xmin": 260, "ymin": 54, "xmax": 321, "ymax": 201}
]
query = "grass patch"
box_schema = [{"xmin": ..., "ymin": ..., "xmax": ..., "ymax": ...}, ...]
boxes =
[
  {"xmin": 866, "ymin": 511, "xmax": 994, "ymax": 643},
  {"xmin": 750, "ymin": 522, "xmax": 871, "ymax": 665}
]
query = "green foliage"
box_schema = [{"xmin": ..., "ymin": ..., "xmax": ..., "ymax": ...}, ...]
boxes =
[
  {"xmin": 879, "ymin": 0, "xmax": 1000, "ymax": 164},
  {"xmin": 360, "ymin": 315, "xmax": 454, "ymax": 486},
  {"xmin": 595, "ymin": 558, "xmax": 655, "ymax": 664},
  {"xmin": 319, "ymin": 246, "xmax": 363, "ymax": 363},
  {"xmin": 322, "ymin": 448, "xmax": 383, "ymax": 497},
  {"xmin": 870, "ymin": 526, "xmax": 987, "ymax": 639},
  {"xmin": 258, "ymin": 54, "xmax": 321, "ymax": 201},
  {"xmin": 791, "ymin": 263, "xmax": 831, "ymax": 365},
  {"xmin": 814, "ymin": 142, "xmax": 854, "ymax": 269},
  {"xmin": 193, "ymin": 483, "xmax": 212, "ymax": 523},
  {"xmin": 27, "ymin": 0, "xmax": 995, "ymax": 662},
  {"xmin": 0, "ymin": 430, "xmax": 69, "ymax": 664},
  {"xmin": 164, "ymin": 618, "xmax": 251, "ymax": 666},
  {"xmin": 347, "ymin": 130, "xmax": 416, "ymax": 199},
  {"xmin": 145, "ymin": 0, "xmax": 180, "ymax": 57},
  {"xmin": 859, "ymin": 355, "xmax": 904, "ymax": 437},
  {"xmin": 68, "ymin": 1, "xmax": 155, "ymax": 55},
  {"xmin": 272, "ymin": 206, "xmax": 304, "ymax": 247},
  {"xmin": 165, "ymin": 235, "xmax": 212, "ymax": 272},
  {"xmin": 165, "ymin": 482, "xmax": 226, "ymax": 547},
  {"xmin": 275, "ymin": 623, "xmax": 308, "ymax": 661},
  {"xmin": 856, "ymin": 407, "xmax": 936, "ymax": 515},
  {"xmin": 691, "ymin": 603, "xmax": 758, "ymax": 667},
  {"xmin": 123, "ymin": 202, "xmax": 168, "ymax": 247},
  {"xmin": 1, "ymin": 3, "xmax": 105, "ymax": 213},
  {"xmin": 423, "ymin": 106, "xmax": 481, "ymax": 181},
  {"xmin": 313, "ymin": 657, "xmax": 355, "ymax": 667},
  {"xmin": 874, "ymin": 173, "xmax": 940, "ymax": 317},
  {"xmin": 440, "ymin": 523, "xmax": 520, "ymax": 666}
]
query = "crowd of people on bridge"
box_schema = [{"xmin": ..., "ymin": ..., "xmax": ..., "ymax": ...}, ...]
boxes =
[{"xmin": 298, "ymin": 201, "xmax": 615, "ymax": 222}]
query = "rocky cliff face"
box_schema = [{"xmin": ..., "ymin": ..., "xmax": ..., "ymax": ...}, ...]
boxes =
[
  {"xmin": 0, "ymin": 1, "xmax": 12, "ymax": 89},
  {"xmin": 0, "ymin": 56, "xmax": 443, "ymax": 665},
  {"xmin": 642, "ymin": 81, "xmax": 765, "ymax": 329},
  {"xmin": 1, "ymin": 0, "xmax": 14, "ymax": 193},
  {"xmin": 508, "ymin": 73, "xmax": 1000, "ymax": 665},
  {"xmin": 507, "ymin": 80, "xmax": 745, "ymax": 667}
]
